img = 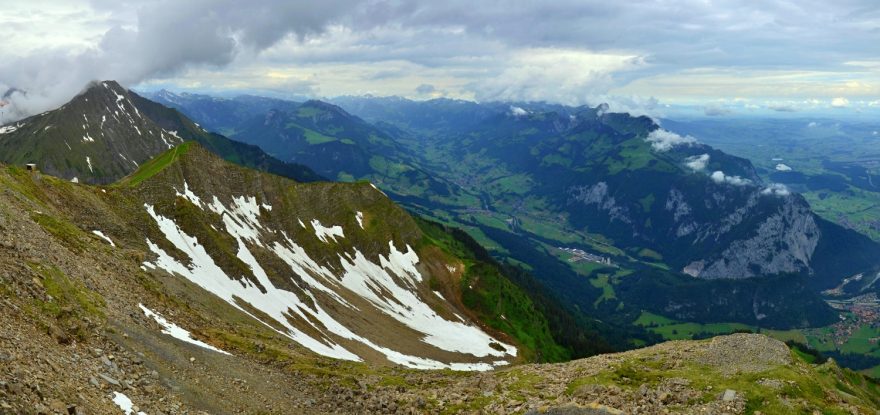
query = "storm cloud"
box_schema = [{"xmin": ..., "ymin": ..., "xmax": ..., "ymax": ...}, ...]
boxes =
[{"xmin": 1, "ymin": 0, "xmax": 879, "ymax": 122}]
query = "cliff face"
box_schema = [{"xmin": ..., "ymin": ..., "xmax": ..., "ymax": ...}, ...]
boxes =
[
  {"xmin": 569, "ymin": 177, "xmax": 825, "ymax": 280},
  {"xmin": 693, "ymin": 196, "xmax": 820, "ymax": 279}
]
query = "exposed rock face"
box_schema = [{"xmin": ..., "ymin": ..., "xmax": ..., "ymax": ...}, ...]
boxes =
[
  {"xmin": 569, "ymin": 182, "xmax": 632, "ymax": 225},
  {"xmin": 572, "ymin": 179, "xmax": 823, "ymax": 280},
  {"xmin": 692, "ymin": 197, "xmax": 820, "ymax": 279}
]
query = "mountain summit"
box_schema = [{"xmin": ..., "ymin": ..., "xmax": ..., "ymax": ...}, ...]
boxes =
[
  {"xmin": 0, "ymin": 81, "xmax": 183, "ymax": 183},
  {"xmin": 0, "ymin": 81, "xmax": 320, "ymax": 184}
]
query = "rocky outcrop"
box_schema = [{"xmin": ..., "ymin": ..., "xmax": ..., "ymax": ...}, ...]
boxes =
[
  {"xmin": 690, "ymin": 196, "xmax": 820, "ymax": 279},
  {"xmin": 569, "ymin": 182, "xmax": 633, "ymax": 225}
]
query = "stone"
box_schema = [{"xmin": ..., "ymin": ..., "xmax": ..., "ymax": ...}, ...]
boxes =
[
  {"xmin": 98, "ymin": 374, "xmax": 120, "ymax": 387},
  {"xmin": 721, "ymin": 389, "xmax": 737, "ymax": 402}
]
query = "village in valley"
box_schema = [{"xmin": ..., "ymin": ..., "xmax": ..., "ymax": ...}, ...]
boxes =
[{"xmin": 557, "ymin": 246, "xmax": 614, "ymax": 267}]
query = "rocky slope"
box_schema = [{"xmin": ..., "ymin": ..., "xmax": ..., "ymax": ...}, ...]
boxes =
[{"xmin": 0, "ymin": 143, "xmax": 878, "ymax": 413}]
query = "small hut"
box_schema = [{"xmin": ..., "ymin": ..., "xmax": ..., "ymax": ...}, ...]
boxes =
[{"xmin": 25, "ymin": 163, "xmax": 36, "ymax": 172}]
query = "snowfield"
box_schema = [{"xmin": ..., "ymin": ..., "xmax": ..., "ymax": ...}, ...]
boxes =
[{"xmin": 141, "ymin": 189, "xmax": 517, "ymax": 370}]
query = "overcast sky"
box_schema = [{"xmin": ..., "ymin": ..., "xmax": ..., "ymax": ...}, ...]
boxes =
[{"xmin": 1, "ymin": 0, "xmax": 878, "ymax": 121}]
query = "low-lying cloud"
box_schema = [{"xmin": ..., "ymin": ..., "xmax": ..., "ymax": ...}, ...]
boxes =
[
  {"xmin": 710, "ymin": 171, "xmax": 751, "ymax": 186},
  {"xmin": 646, "ymin": 129, "xmax": 697, "ymax": 152},
  {"xmin": 685, "ymin": 154, "xmax": 710, "ymax": 171},
  {"xmin": 761, "ymin": 183, "xmax": 791, "ymax": 196}
]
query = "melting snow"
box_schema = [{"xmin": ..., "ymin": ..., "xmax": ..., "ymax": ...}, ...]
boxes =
[
  {"xmin": 86, "ymin": 157, "xmax": 93, "ymax": 173},
  {"xmin": 369, "ymin": 183, "xmax": 387, "ymax": 196},
  {"xmin": 0, "ymin": 124, "xmax": 21, "ymax": 134},
  {"xmin": 356, "ymin": 211, "xmax": 365, "ymax": 229},
  {"xmin": 119, "ymin": 153, "xmax": 138, "ymax": 167},
  {"xmin": 83, "ymin": 133, "xmax": 95, "ymax": 143},
  {"xmin": 142, "ymin": 191, "xmax": 517, "ymax": 371},
  {"xmin": 175, "ymin": 181, "xmax": 204, "ymax": 208},
  {"xmin": 139, "ymin": 304, "xmax": 231, "ymax": 355},
  {"xmin": 143, "ymin": 204, "xmax": 361, "ymax": 361},
  {"xmin": 311, "ymin": 219, "xmax": 344, "ymax": 243},
  {"xmin": 92, "ymin": 230, "xmax": 115, "ymax": 247},
  {"xmin": 111, "ymin": 392, "xmax": 146, "ymax": 415}
]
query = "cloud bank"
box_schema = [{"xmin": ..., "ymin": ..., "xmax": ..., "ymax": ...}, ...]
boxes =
[{"xmin": 2, "ymin": 0, "xmax": 879, "ymax": 122}]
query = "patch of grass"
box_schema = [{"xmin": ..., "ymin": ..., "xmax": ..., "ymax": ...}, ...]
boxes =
[
  {"xmin": 31, "ymin": 212, "xmax": 88, "ymax": 253},
  {"xmin": 589, "ymin": 274, "xmax": 617, "ymax": 307},
  {"xmin": 120, "ymin": 141, "xmax": 193, "ymax": 187},
  {"xmin": 29, "ymin": 264, "xmax": 105, "ymax": 342},
  {"xmin": 302, "ymin": 128, "xmax": 337, "ymax": 145}
]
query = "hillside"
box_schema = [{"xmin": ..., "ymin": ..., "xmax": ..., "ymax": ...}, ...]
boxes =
[
  {"xmin": 0, "ymin": 147, "xmax": 878, "ymax": 412},
  {"xmin": 0, "ymin": 81, "xmax": 320, "ymax": 184}
]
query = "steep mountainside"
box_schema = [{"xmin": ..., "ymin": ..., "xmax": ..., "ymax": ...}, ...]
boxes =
[
  {"xmin": 0, "ymin": 81, "xmax": 319, "ymax": 184},
  {"xmin": 0, "ymin": 145, "xmax": 877, "ymax": 414},
  {"xmin": 0, "ymin": 81, "xmax": 183, "ymax": 184}
]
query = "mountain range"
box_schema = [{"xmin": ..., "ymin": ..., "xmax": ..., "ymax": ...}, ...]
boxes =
[
  {"xmin": 149, "ymin": 90, "xmax": 880, "ymax": 331},
  {"xmin": 0, "ymin": 81, "xmax": 879, "ymax": 413}
]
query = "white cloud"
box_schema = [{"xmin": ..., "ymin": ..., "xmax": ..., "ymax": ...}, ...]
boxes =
[
  {"xmin": 831, "ymin": 97, "xmax": 850, "ymax": 108},
  {"xmin": 775, "ymin": 163, "xmax": 792, "ymax": 172},
  {"xmin": 685, "ymin": 154, "xmax": 710, "ymax": 171},
  {"xmin": 703, "ymin": 104, "xmax": 731, "ymax": 116},
  {"xmin": 509, "ymin": 106, "xmax": 528, "ymax": 117},
  {"xmin": 646, "ymin": 129, "xmax": 697, "ymax": 152},
  {"xmin": 710, "ymin": 170, "xmax": 751, "ymax": 186},
  {"xmin": 468, "ymin": 47, "xmax": 644, "ymax": 105},
  {"xmin": 807, "ymin": 121, "xmax": 818, "ymax": 128},
  {"xmin": 761, "ymin": 183, "xmax": 791, "ymax": 196}
]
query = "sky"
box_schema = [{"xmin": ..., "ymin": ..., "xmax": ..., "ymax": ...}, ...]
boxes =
[{"xmin": 1, "ymin": 0, "xmax": 879, "ymax": 122}]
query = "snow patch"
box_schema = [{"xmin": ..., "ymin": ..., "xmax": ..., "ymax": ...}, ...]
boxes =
[
  {"xmin": 356, "ymin": 211, "xmax": 365, "ymax": 229},
  {"xmin": 92, "ymin": 230, "xmax": 115, "ymax": 247},
  {"xmin": 311, "ymin": 219, "xmax": 344, "ymax": 243},
  {"xmin": 175, "ymin": 181, "xmax": 204, "ymax": 209},
  {"xmin": 0, "ymin": 123, "xmax": 21, "ymax": 134},
  {"xmin": 86, "ymin": 157, "xmax": 93, "ymax": 173},
  {"xmin": 139, "ymin": 304, "xmax": 231, "ymax": 355},
  {"xmin": 111, "ymin": 392, "xmax": 146, "ymax": 415}
]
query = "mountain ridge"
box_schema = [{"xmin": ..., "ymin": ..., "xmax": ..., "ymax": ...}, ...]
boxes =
[{"xmin": 0, "ymin": 81, "xmax": 321, "ymax": 184}]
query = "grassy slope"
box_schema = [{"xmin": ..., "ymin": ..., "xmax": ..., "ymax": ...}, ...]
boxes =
[
  {"xmin": 2, "ymin": 155, "xmax": 880, "ymax": 413},
  {"xmin": 416, "ymin": 217, "xmax": 569, "ymax": 362}
]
